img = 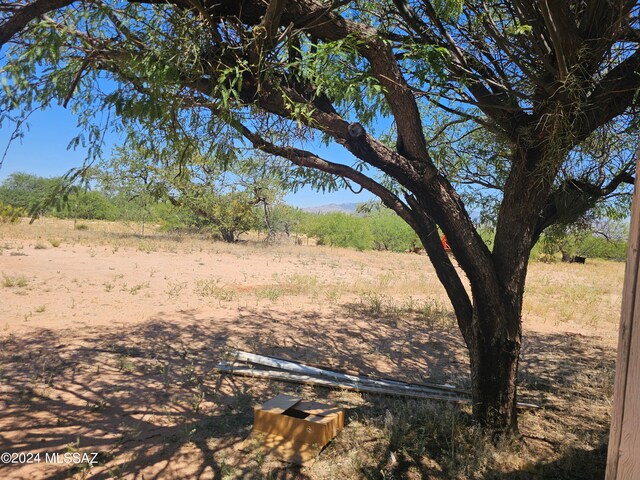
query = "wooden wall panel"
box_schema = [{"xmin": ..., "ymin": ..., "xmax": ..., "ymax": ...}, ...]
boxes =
[{"xmin": 606, "ymin": 155, "xmax": 640, "ymax": 480}]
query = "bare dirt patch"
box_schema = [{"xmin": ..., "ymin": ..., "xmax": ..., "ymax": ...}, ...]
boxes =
[{"xmin": 0, "ymin": 219, "xmax": 623, "ymax": 479}]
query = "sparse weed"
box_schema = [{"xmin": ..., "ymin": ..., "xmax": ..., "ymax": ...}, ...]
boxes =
[
  {"xmin": 65, "ymin": 437, "xmax": 81, "ymax": 453},
  {"xmin": 2, "ymin": 273, "xmax": 29, "ymax": 288},
  {"xmin": 49, "ymin": 238, "xmax": 61, "ymax": 247},
  {"xmin": 359, "ymin": 291, "xmax": 389, "ymax": 317},
  {"xmin": 250, "ymin": 274, "xmax": 322, "ymax": 302},
  {"xmin": 117, "ymin": 356, "xmax": 135, "ymax": 373},
  {"xmin": 137, "ymin": 241, "xmax": 156, "ymax": 254},
  {"xmin": 129, "ymin": 282, "xmax": 150, "ymax": 295},
  {"xmin": 275, "ymin": 273, "xmax": 320, "ymax": 295},
  {"xmin": 194, "ymin": 278, "xmax": 236, "ymax": 301},
  {"xmin": 88, "ymin": 399, "xmax": 109, "ymax": 413},
  {"xmin": 376, "ymin": 272, "xmax": 396, "ymax": 288},
  {"xmin": 325, "ymin": 284, "xmax": 343, "ymax": 302},
  {"xmin": 416, "ymin": 299, "xmax": 455, "ymax": 328},
  {"xmin": 255, "ymin": 285, "xmax": 283, "ymax": 302},
  {"xmin": 191, "ymin": 387, "xmax": 205, "ymax": 413},
  {"xmin": 166, "ymin": 280, "xmax": 187, "ymax": 298},
  {"xmin": 181, "ymin": 423, "xmax": 198, "ymax": 444},
  {"xmin": 219, "ymin": 455, "xmax": 237, "ymax": 479}
]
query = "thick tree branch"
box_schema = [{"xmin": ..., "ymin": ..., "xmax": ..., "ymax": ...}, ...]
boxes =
[
  {"xmin": 236, "ymin": 123, "xmax": 419, "ymax": 230},
  {"xmin": 0, "ymin": 0, "xmax": 74, "ymax": 47},
  {"xmin": 538, "ymin": 0, "xmax": 580, "ymax": 80},
  {"xmin": 405, "ymin": 194, "xmax": 473, "ymax": 345},
  {"xmin": 577, "ymin": 48, "xmax": 640, "ymax": 144},
  {"xmin": 531, "ymin": 167, "xmax": 635, "ymax": 244},
  {"xmin": 287, "ymin": 0, "xmax": 435, "ymax": 170}
]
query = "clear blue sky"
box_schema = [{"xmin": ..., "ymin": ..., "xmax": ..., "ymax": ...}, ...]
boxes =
[{"xmin": 0, "ymin": 104, "xmax": 376, "ymax": 208}]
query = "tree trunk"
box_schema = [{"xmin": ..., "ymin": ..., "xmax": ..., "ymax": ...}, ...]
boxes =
[
  {"xmin": 468, "ymin": 307, "xmax": 521, "ymax": 433},
  {"xmin": 406, "ymin": 194, "xmax": 523, "ymax": 433},
  {"xmin": 406, "ymin": 191, "xmax": 526, "ymax": 433},
  {"xmin": 464, "ymin": 250, "xmax": 526, "ymax": 433},
  {"xmin": 220, "ymin": 229, "xmax": 236, "ymax": 243}
]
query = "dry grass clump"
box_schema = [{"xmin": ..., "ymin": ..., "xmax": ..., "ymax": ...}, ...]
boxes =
[
  {"xmin": 309, "ymin": 351, "xmax": 613, "ymax": 479},
  {"xmin": 2, "ymin": 272, "xmax": 29, "ymax": 288},
  {"xmin": 194, "ymin": 277, "xmax": 237, "ymax": 302},
  {"xmin": 351, "ymin": 292, "xmax": 456, "ymax": 329},
  {"xmin": 311, "ymin": 399, "xmax": 502, "ymax": 479}
]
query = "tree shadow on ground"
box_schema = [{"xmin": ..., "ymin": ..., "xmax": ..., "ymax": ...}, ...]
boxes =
[
  {"xmin": 484, "ymin": 442, "xmax": 608, "ymax": 480},
  {"xmin": 333, "ymin": 330, "xmax": 614, "ymax": 480},
  {"xmin": 0, "ymin": 311, "xmax": 318, "ymax": 479},
  {"xmin": 0, "ymin": 305, "xmax": 616, "ymax": 479}
]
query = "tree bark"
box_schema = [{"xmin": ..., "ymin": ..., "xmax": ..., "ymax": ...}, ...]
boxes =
[
  {"xmin": 219, "ymin": 228, "xmax": 236, "ymax": 243},
  {"xmin": 468, "ymin": 304, "xmax": 522, "ymax": 433}
]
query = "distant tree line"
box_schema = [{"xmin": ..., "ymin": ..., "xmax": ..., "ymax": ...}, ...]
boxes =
[
  {"xmin": 0, "ymin": 171, "xmax": 627, "ymax": 260},
  {"xmin": 0, "ymin": 171, "xmax": 275, "ymax": 241}
]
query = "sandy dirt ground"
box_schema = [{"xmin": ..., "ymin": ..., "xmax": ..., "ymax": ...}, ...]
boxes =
[{"xmin": 0, "ymin": 219, "xmax": 625, "ymax": 479}]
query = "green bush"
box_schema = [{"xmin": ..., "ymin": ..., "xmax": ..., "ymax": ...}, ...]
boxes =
[
  {"xmin": 578, "ymin": 235, "xmax": 627, "ymax": 261},
  {"xmin": 0, "ymin": 201, "xmax": 24, "ymax": 223},
  {"xmin": 368, "ymin": 209, "xmax": 419, "ymax": 251},
  {"xmin": 300, "ymin": 212, "xmax": 373, "ymax": 250},
  {"xmin": 56, "ymin": 191, "xmax": 118, "ymax": 220},
  {"xmin": 534, "ymin": 229, "xmax": 628, "ymax": 262},
  {"xmin": 268, "ymin": 204, "xmax": 305, "ymax": 236},
  {"xmin": 296, "ymin": 208, "xmax": 424, "ymax": 252}
]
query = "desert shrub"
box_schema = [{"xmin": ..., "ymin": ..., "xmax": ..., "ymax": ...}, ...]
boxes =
[
  {"xmin": 2, "ymin": 273, "xmax": 29, "ymax": 287},
  {"xmin": 208, "ymin": 191, "xmax": 260, "ymax": 242},
  {"xmin": 368, "ymin": 209, "xmax": 419, "ymax": 251},
  {"xmin": 537, "ymin": 229, "xmax": 628, "ymax": 262},
  {"xmin": 297, "ymin": 208, "xmax": 421, "ymax": 252},
  {"xmin": 578, "ymin": 235, "xmax": 627, "ymax": 261},
  {"xmin": 157, "ymin": 207, "xmax": 199, "ymax": 232},
  {"xmin": 267, "ymin": 204, "xmax": 305, "ymax": 237},
  {"xmin": 300, "ymin": 211, "xmax": 373, "ymax": 250},
  {"xmin": 0, "ymin": 202, "xmax": 23, "ymax": 223},
  {"xmin": 156, "ymin": 190, "xmax": 259, "ymax": 242},
  {"xmin": 55, "ymin": 190, "xmax": 118, "ymax": 220}
]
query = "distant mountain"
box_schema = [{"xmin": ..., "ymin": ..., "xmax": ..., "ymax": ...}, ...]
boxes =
[{"xmin": 302, "ymin": 202, "xmax": 360, "ymax": 214}]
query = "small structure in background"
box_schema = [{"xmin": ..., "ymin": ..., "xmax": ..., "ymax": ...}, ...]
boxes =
[{"xmin": 249, "ymin": 394, "xmax": 344, "ymax": 465}]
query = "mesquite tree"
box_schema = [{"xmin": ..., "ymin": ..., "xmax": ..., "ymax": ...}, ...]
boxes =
[
  {"xmin": 100, "ymin": 146, "xmax": 283, "ymax": 242},
  {"xmin": 1, "ymin": 0, "xmax": 639, "ymax": 432}
]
